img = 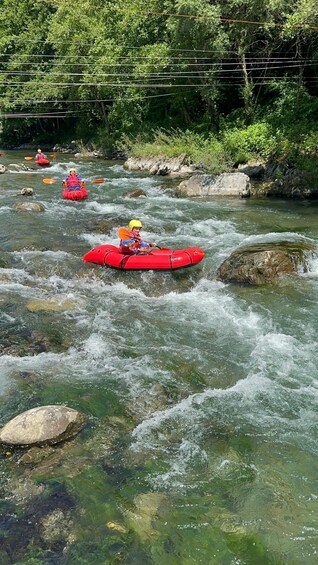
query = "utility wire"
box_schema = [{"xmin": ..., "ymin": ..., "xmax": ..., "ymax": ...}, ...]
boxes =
[
  {"xmin": 0, "ymin": 52, "xmax": 314, "ymax": 61},
  {"xmin": 1, "ymin": 9, "xmax": 318, "ymax": 43},
  {"xmin": 0, "ymin": 60, "xmax": 315, "ymax": 77}
]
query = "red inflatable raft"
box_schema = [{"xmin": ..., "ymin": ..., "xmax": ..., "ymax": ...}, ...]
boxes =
[
  {"xmin": 83, "ymin": 245, "xmax": 204, "ymax": 270},
  {"xmin": 36, "ymin": 157, "xmax": 51, "ymax": 166},
  {"xmin": 62, "ymin": 187, "xmax": 88, "ymax": 201}
]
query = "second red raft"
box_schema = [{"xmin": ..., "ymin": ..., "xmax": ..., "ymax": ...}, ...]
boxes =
[
  {"xmin": 36, "ymin": 157, "xmax": 51, "ymax": 166},
  {"xmin": 83, "ymin": 245, "xmax": 205, "ymax": 270}
]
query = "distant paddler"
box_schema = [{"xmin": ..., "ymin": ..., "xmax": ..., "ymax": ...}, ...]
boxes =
[
  {"xmin": 62, "ymin": 168, "xmax": 84, "ymax": 192},
  {"xmin": 35, "ymin": 149, "xmax": 50, "ymax": 166}
]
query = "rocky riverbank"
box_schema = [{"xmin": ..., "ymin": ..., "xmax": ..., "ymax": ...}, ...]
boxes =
[
  {"xmin": 123, "ymin": 154, "xmax": 318, "ymax": 199},
  {"xmin": 9, "ymin": 142, "xmax": 318, "ymax": 198}
]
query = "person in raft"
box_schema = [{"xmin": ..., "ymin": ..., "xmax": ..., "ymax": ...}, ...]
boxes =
[
  {"xmin": 120, "ymin": 219, "xmax": 157, "ymax": 254},
  {"xmin": 35, "ymin": 148, "xmax": 47, "ymax": 161},
  {"xmin": 62, "ymin": 168, "xmax": 84, "ymax": 191}
]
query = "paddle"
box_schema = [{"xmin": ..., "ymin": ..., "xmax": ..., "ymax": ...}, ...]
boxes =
[
  {"xmin": 24, "ymin": 156, "xmax": 33, "ymax": 160},
  {"xmin": 42, "ymin": 178, "xmax": 56, "ymax": 184},
  {"xmin": 50, "ymin": 153, "xmax": 57, "ymax": 158},
  {"xmin": 118, "ymin": 227, "xmax": 167, "ymax": 250},
  {"xmin": 92, "ymin": 179, "xmax": 105, "ymax": 184}
]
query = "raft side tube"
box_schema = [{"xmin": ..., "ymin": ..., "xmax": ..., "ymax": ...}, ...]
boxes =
[{"xmin": 83, "ymin": 245, "xmax": 205, "ymax": 270}]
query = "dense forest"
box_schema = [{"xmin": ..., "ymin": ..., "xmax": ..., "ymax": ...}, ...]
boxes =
[{"xmin": 1, "ymin": 0, "xmax": 318, "ymax": 170}]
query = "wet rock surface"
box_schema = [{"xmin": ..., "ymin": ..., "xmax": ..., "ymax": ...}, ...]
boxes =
[
  {"xmin": 0, "ymin": 405, "xmax": 87, "ymax": 447},
  {"xmin": 176, "ymin": 172, "xmax": 251, "ymax": 198},
  {"xmin": 123, "ymin": 188, "xmax": 147, "ymax": 198},
  {"xmin": 14, "ymin": 201, "xmax": 46, "ymax": 212},
  {"xmin": 0, "ymin": 322, "xmax": 68, "ymax": 356},
  {"xmin": 216, "ymin": 241, "xmax": 315, "ymax": 285}
]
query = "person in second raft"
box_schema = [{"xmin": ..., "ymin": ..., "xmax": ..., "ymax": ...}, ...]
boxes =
[
  {"xmin": 119, "ymin": 219, "xmax": 157, "ymax": 254},
  {"xmin": 62, "ymin": 168, "xmax": 84, "ymax": 191},
  {"xmin": 35, "ymin": 148, "xmax": 47, "ymax": 161}
]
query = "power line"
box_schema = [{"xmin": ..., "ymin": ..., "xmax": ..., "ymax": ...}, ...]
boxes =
[
  {"xmin": 113, "ymin": 9, "xmax": 318, "ymax": 32},
  {"xmin": 0, "ymin": 52, "xmax": 314, "ymax": 61},
  {"xmin": 1, "ymin": 10, "xmax": 318, "ymax": 37},
  {"xmin": 0, "ymin": 93, "xmax": 175, "ymax": 103},
  {"xmin": 1, "ymin": 59, "xmax": 312, "ymax": 68},
  {"xmin": 1, "ymin": 60, "xmax": 316, "ymax": 74}
]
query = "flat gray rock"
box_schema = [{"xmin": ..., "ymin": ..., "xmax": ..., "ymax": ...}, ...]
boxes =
[{"xmin": 176, "ymin": 172, "xmax": 250, "ymax": 197}]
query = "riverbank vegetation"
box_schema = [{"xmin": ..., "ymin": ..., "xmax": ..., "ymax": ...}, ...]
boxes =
[{"xmin": 1, "ymin": 0, "xmax": 318, "ymax": 173}]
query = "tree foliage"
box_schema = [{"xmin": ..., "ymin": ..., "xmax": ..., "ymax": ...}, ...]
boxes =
[{"xmin": 0, "ymin": 0, "xmax": 318, "ymax": 149}]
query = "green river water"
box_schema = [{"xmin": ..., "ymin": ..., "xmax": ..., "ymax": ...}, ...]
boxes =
[{"xmin": 0, "ymin": 150, "xmax": 318, "ymax": 564}]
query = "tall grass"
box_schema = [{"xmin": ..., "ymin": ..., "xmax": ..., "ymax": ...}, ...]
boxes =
[
  {"xmin": 119, "ymin": 113, "xmax": 318, "ymax": 174},
  {"xmin": 119, "ymin": 129, "xmax": 231, "ymax": 174}
]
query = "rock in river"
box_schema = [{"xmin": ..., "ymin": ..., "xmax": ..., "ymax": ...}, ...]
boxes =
[
  {"xmin": 216, "ymin": 241, "xmax": 315, "ymax": 285},
  {"xmin": 0, "ymin": 405, "xmax": 87, "ymax": 447}
]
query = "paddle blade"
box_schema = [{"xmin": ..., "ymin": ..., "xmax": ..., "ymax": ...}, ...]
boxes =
[
  {"xmin": 92, "ymin": 178, "xmax": 105, "ymax": 184},
  {"xmin": 50, "ymin": 153, "xmax": 57, "ymax": 158},
  {"xmin": 24, "ymin": 156, "xmax": 33, "ymax": 160},
  {"xmin": 118, "ymin": 227, "xmax": 131, "ymax": 239},
  {"xmin": 42, "ymin": 178, "xmax": 56, "ymax": 184}
]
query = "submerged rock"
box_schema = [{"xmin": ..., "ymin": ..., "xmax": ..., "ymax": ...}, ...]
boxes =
[
  {"xmin": 7, "ymin": 476, "xmax": 46, "ymax": 503},
  {"xmin": 0, "ymin": 405, "xmax": 87, "ymax": 447},
  {"xmin": 40, "ymin": 508, "xmax": 75, "ymax": 545},
  {"xmin": 91, "ymin": 218, "xmax": 118, "ymax": 234},
  {"xmin": 123, "ymin": 189, "xmax": 147, "ymax": 198},
  {"xmin": 216, "ymin": 241, "xmax": 315, "ymax": 285},
  {"xmin": 126, "ymin": 492, "xmax": 167, "ymax": 541},
  {"xmin": 14, "ymin": 201, "xmax": 45, "ymax": 212},
  {"xmin": 18, "ymin": 445, "xmax": 56, "ymax": 465},
  {"xmin": 26, "ymin": 298, "xmax": 78, "ymax": 313},
  {"xmin": 0, "ymin": 325, "xmax": 68, "ymax": 357},
  {"xmin": 126, "ymin": 383, "xmax": 171, "ymax": 422}
]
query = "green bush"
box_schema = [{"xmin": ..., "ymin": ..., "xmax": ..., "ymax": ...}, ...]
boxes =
[{"xmin": 222, "ymin": 122, "xmax": 278, "ymax": 161}]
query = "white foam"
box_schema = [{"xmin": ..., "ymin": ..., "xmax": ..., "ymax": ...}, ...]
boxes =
[
  {"xmin": 303, "ymin": 255, "xmax": 318, "ymax": 276},
  {"xmin": 239, "ymin": 231, "xmax": 313, "ymax": 245},
  {"xmin": 85, "ymin": 201, "xmax": 126, "ymax": 214}
]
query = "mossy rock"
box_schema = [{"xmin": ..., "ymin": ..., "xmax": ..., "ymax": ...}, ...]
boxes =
[{"xmin": 216, "ymin": 241, "xmax": 316, "ymax": 285}]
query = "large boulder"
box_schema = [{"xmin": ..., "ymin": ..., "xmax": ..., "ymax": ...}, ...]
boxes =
[
  {"xmin": 176, "ymin": 172, "xmax": 250, "ymax": 198},
  {"xmin": 216, "ymin": 242, "xmax": 315, "ymax": 285},
  {"xmin": 0, "ymin": 405, "xmax": 87, "ymax": 447}
]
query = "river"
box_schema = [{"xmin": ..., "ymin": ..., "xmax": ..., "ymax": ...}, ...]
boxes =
[{"xmin": 0, "ymin": 150, "xmax": 318, "ymax": 564}]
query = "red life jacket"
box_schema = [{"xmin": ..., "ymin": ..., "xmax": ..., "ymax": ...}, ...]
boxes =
[
  {"xmin": 119, "ymin": 230, "xmax": 142, "ymax": 254},
  {"xmin": 66, "ymin": 174, "xmax": 81, "ymax": 188}
]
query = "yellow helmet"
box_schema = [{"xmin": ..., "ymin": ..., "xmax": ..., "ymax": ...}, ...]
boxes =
[
  {"xmin": 129, "ymin": 219, "xmax": 142, "ymax": 230},
  {"xmin": 37, "ymin": 148, "xmax": 42, "ymax": 152},
  {"xmin": 69, "ymin": 168, "xmax": 76, "ymax": 173}
]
